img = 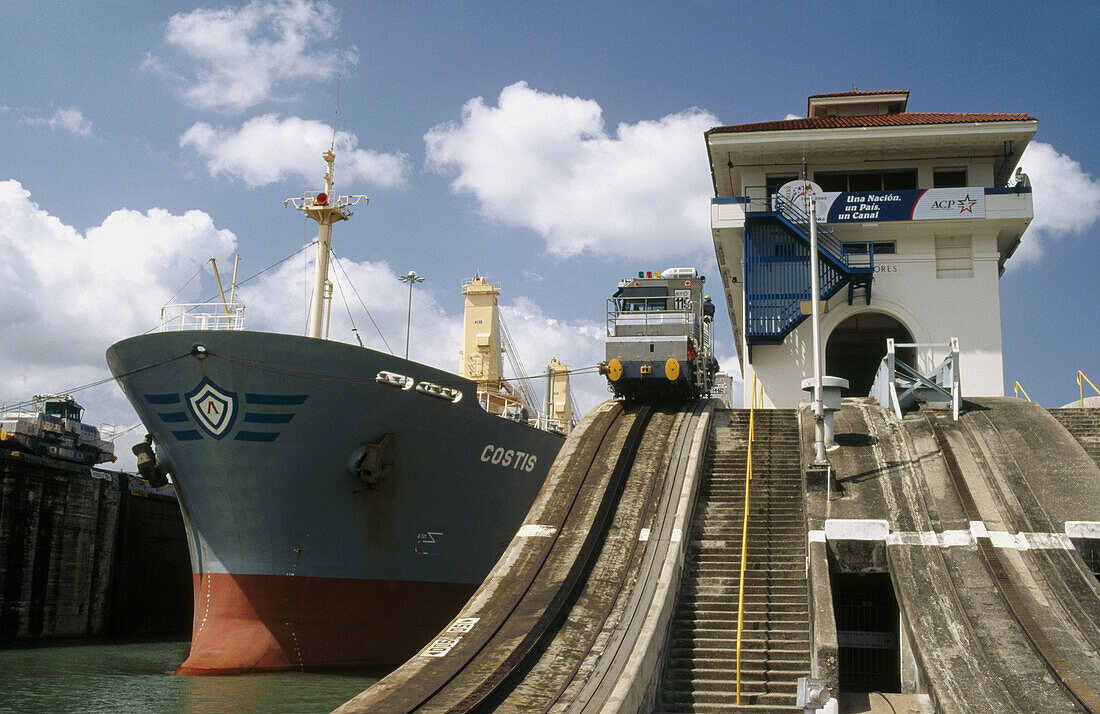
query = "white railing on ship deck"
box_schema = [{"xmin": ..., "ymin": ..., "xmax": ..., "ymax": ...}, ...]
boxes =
[
  {"xmin": 159, "ymin": 304, "xmax": 245, "ymax": 332},
  {"xmin": 476, "ymin": 387, "xmax": 571, "ymax": 433}
]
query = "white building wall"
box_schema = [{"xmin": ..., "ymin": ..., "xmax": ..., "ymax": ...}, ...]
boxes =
[{"xmin": 740, "ymin": 222, "xmax": 1007, "ymax": 409}]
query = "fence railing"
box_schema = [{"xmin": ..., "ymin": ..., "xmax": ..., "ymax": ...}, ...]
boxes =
[
  {"xmin": 871, "ymin": 338, "xmax": 961, "ymax": 420},
  {"xmin": 159, "ymin": 303, "xmax": 245, "ymax": 332},
  {"xmin": 743, "ymin": 186, "xmax": 875, "ymax": 274},
  {"xmin": 607, "ymin": 297, "xmax": 697, "ymax": 334},
  {"xmin": 1014, "ymin": 381, "xmax": 1031, "ymax": 402},
  {"xmin": 735, "ymin": 374, "xmax": 762, "ymax": 704},
  {"xmin": 1079, "ymin": 371, "xmax": 1099, "ymax": 408}
]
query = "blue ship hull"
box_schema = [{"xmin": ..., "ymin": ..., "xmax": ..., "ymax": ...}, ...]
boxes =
[{"xmin": 106, "ymin": 330, "xmax": 563, "ymax": 671}]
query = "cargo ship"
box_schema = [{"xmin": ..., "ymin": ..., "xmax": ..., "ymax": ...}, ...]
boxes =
[{"xmin": 106, "ymin": 150, "xmax": 569, "ymax": 674}]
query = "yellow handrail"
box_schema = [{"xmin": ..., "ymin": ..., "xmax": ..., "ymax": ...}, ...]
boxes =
[
  {"xmin": 1079, "ymin": 371, "xmax": 1099, "ymax": 407},
  {"xmin": 735, "ymin": 375, "xmax": 760, "ymax": 704},
  {"xmin": 1013, "ymin": 381, "xmax": 1031, "ymax": 402}
]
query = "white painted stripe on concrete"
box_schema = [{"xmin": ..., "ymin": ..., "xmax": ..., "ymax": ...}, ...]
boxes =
[
  {"xmin": 970, "ymin": 521, "xmax": 989, "ymax": 539},
  {"xmin": 1019, "ymin": 532, "xmax": 1074, "ymax": 550},
  {"xmin": 940, "ymin": 530, "xmax": 974, "ymax": 547},
  {"xmin": 987, "ymin": 530, "xmax": 1017, "ymax": 549},
  {"xmin": 1066, "ymin": 521, "xmax": 1100, "ymax": 539},
  {"xmin": 670, "ymin": 528, "xmax": 682, "ymax": 543},
  {"xmin": 808, "ymin": 530, "xmax": 826, "ymax": 543},
  {"xmin": 880, "ymin": 529, "xmax": 1075, "ymax": 551},
  {"xmin": 824, "ymin": 518, "xmax": 890, "ymax": 541},
  {"xmin": 638, "ymin": 527, "xmax": 650, "ymax": 542},
  {"xmin": 888, "ymin": 531, "xmax": 940, "ymax": 546},
  {"xmin": 516, "ymin": 524, "xmax": 557, "ymax": 537}
]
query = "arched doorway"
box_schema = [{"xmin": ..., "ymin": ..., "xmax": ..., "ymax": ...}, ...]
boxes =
[{"xmin": 826, "ymin": 312, "xmax": 915, "ymax": 397}]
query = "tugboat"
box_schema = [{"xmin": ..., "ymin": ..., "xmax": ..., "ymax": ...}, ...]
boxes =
[
  {"xmin": 106, "ymin": 149, "xmax": 571, "ymax": 674},
  {"xmin": 0, "ymin": 394, "xmax": 115, "ymax": 465}
]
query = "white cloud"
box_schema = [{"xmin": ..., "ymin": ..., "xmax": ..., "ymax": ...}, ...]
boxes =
[
  {"xmin": 156, "ymin": 0, "xmax": 356, "ymax": 111},
  {"xmin": 0, "ymin": 180, "xmax": 237, "ymax": 468},
  {"xmin": 181, "ymin": 114, "xmax": 410, "ymax": 188},
  {"xmin": 0, "ymin": 181, "xmax": 236, "ymax": 370},
  {"xmin": 47, "ymin": 108, "xmax": 93, "ymax": 137},
  {"xmin": 784, "ymin": 113, "xmax": 801, "ymax": 120},
  {"xmin": 1009, "ymin": 141, "xmax": 1100, "ymax": 264},
  {"xmin": 425, "ymin": 82, "xmax": 719, "ymax": 259},
  {"xmin": 14, "ymin": 106, "xmax": 94, "ymax": 137}
]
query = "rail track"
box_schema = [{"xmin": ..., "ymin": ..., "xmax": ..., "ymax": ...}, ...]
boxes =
[
  {"xmin": 921, "ymin": 404, "xmax": 1100, "ymax": 713},
  {"xmin": 339, "ymin": 400, "xmax": 708, "ymax": 712}
]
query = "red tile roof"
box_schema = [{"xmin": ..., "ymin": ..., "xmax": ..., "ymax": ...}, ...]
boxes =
[
  {"xmin": 808, "ymin": 90, "xmax": 909, "ymax": 99},
  {"xmin": 709, "ymin": 112, "xmax": 1036, "ymax": 135}
]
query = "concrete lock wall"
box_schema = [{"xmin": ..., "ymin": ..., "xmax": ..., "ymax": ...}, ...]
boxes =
[
  {"xmin": 0, "ymin": 452, "xmax": 191, "ymax": 641},
  {"xmin": 0, "ymin": 455, "xmax": 121, "ymax": 639}
]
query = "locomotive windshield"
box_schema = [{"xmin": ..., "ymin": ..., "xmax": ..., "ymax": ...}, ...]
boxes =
[
  {"xmin": 41, "ymin": 398, "xmax": 83, "ymax": 421},
  {"xmin": 613, "ymin": 285, "xmax": 668, "ymax": 312}
]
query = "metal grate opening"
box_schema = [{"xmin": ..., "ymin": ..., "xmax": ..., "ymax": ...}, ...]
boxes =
[
  {"xmin": 1083, "ymin": 543, "xmax": 1100, "ymax": 582},
  {"xmin": 832, "ymin": 572, "xmax": 901, "ymax": 692}
]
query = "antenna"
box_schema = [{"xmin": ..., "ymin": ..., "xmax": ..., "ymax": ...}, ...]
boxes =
[{"xmin": 330, "ymin": 74, "xmax": 341, "ymax": 151}]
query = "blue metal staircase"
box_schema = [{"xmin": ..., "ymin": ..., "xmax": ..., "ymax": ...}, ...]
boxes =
[{"xmin": 744, "ymin": 194, "xmax": 874, "ymax": 353}]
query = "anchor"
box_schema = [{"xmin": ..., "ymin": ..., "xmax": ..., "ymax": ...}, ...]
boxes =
[{"xmin": 348, "ymin": 433, "xmax": 394, "ymax": 490}]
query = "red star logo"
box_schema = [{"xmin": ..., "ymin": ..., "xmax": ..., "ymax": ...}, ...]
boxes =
[{"xmin": 958, "ymin": 194, "xmax": 977, "ymax": 214}]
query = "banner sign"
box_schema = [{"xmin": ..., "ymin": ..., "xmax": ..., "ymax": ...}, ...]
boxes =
[
  {"xmin": 825, "ymin": 188, "xmax": 984, "ymax": 223},
  {"xmin": 775, "ymin": 182, "xmax": 985, "ymax": 223}
]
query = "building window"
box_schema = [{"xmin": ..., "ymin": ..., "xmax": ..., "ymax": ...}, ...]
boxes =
[
  {"xmin": 844, "ymin": 241, "xmax": 897, "ymax": 255},
  {"xmin": 882, "ymin": 171, "xmax": 917, "ymax": 190},
  {"xmin": 935, "ymin": 236, "xmax": 973, "ymax": 279},
  {"xmin": 814, "ymin": 170, "xmax": 917, "ymax": 192},
  {"xmin": 848, "ymin": 173, "xmax": 883, "ymax": 191},
  {"xmin": 766, "ymin": 175, "xmax": 799, "ymax": 194},
  {"xmin": 933, "ymin": 168, "xmax": 967, "ymax": 188},
  {"xmin": 815, "ymin": 173, "xmax": 848, "ymax": 192}
]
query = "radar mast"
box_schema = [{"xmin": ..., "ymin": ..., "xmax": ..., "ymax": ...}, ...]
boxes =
[{"xmin": 285, "ymin": 151, "xmax": 369, "ymax": 339}]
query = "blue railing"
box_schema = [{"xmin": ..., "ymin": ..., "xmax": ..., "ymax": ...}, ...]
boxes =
[
  {"xmin": 744, "ymin": 221, "xmax": 848, "ymax": 342},
  {"xmin": 742, "ymin": 187, "xmax": 873, "ymax": 346},
  {"xmin": 744, "ymin": 187, "xmax": 874, "ymax": 274}
]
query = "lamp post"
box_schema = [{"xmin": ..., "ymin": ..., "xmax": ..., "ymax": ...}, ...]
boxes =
[
  {"xmin": 807, "ymin": 191, "xmax": 828, "ymax": 466},
  {"xmin": 398, "ymin": 270, "xmax": 424, "ymax": 359}
]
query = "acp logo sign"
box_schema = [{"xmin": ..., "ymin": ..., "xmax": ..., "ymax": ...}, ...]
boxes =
[
  {"xmin": 185, "ymin": 378, "xmax": 238, "ymax": 439},
  {"xmin": 777, "ymin": 180, "xmax": 829, "ymax": 215}
]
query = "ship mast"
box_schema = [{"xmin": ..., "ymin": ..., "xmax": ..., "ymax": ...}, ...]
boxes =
[{"xmin": 285, "ymin": 150, "xmax": 369, "ymax": 339}]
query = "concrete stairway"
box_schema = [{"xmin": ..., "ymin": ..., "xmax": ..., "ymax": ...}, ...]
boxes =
[
  {"xmin": 1050, "ymin": 408, "xmax": 1100, "ymax": 468},
  {"xmin": 655, "ymin": 409, "xmax": 809, "ymax": 712}
]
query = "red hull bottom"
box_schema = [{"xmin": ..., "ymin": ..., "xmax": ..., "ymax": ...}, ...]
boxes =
[{"xmin": 176, "ymin": 573, "xmax": 476, "ymax": 675}]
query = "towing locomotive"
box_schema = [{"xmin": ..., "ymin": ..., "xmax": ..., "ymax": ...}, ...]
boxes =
[
  {"xmin": 599, "ymin": 268, "xmax": 717, "ymax": 400},
  {"xmin": 0, "ymin": 394, "xmax": 116, "ymax": 465}
]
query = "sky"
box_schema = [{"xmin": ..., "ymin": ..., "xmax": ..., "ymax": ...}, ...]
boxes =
[{"xmin": 1, "ymin": 1, "xmax": 1098, "ymax": 470}]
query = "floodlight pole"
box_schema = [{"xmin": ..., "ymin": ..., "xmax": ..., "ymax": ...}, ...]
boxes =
[
  {"xmin": 398, "ymin": 270, "xmax": 424, "ymax": 359},
  {"xmin": 808, "ymin": 194, "xmax": 828, "ymax": 466}
]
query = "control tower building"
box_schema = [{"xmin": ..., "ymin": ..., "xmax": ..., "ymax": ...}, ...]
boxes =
[{"xmin": 706, "ymin": 90, "xmax": 1037, "ymax": 408}]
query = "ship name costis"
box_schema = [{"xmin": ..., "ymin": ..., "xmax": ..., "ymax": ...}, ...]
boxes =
[{"xmin": 480, "ymin": 444, "xmax": 538, "ymax": 472}]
